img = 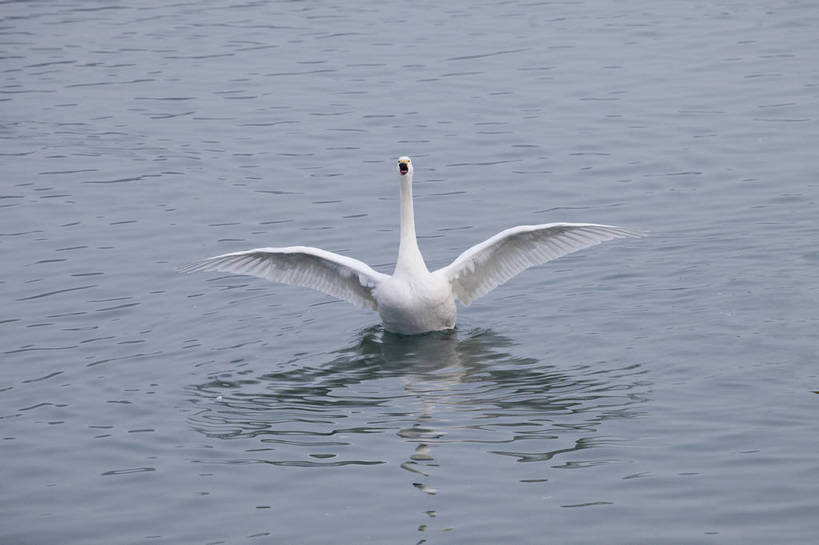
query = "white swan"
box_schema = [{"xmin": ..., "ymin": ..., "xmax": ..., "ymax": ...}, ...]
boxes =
[{"xmin": 182, "ymin": 156, "xmax": 639, "ymax": 335}]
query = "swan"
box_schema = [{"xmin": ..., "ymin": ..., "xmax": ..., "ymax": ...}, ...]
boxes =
[{"xmin": 182, "ymin": 156, "xmax": 639, "ymax": 335}]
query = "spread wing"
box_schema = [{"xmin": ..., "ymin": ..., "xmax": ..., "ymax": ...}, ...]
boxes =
[
  {"xmin": 180, "ymin": 246, "xmax": 389, "ymax": 310},
  {"xmin": 438, "ymin": 223, "xmax": 640, "ymax": 305}
]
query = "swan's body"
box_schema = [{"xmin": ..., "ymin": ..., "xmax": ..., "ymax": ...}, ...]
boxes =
[{"xmin": 183, "ymin": 157, "xmax": 638, "ymax": 335}]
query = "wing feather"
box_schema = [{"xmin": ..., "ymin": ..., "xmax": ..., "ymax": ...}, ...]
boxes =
[
  {"xmin": 439, "ymin": 223, "xmax": 640, "ymax": 305},
  {"xmin": 180, "ymin": 246, "xmax": 388, "ymax": 310}
]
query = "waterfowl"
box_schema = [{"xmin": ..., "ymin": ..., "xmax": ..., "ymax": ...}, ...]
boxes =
[{"xmin": 182, "ymin": 156, "xmax": 638, "ymax": 334}]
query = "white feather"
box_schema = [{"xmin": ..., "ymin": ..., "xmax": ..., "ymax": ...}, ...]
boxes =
[
  {"xmin": 180, "ymin": 246, "xmax": 388, "ymax": 310},
  {"xmin": 439, "ymin": 223, "xmax": 640, "ymax": 305}
]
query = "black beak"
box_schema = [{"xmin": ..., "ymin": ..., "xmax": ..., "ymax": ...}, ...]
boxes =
[{"xmin": 399, "ymin": 162, "xmax": 409, "ymax": 175}]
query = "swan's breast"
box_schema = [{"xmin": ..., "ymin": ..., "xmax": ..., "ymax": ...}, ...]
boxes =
[{"xmin": 374, "ymin": 272, "xmax": 456, "ymax": 334}]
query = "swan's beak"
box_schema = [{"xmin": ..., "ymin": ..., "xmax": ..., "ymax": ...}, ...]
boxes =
[{"xmin": 398, "ymin": 159, "xmax": 410, "ymax": 176}]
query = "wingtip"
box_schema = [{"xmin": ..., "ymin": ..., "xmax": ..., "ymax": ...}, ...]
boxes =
[
  {"xmin": 177, "ymin": 260, "xmax": 207, "ymax": 274},
  {"xmin": 616, "ymin": 227, "xmax": 646, "ymax": 238},
  {"xmin": 581, "ymin": 224, "xmax": 645, "ymax": 239},
  {"xmin": 177, "ymin": 263, "xmax": 195, "ymax": 274},
  {"xmin": 594, "ymin": 224, "xmax": 645, "ymax": 239}
]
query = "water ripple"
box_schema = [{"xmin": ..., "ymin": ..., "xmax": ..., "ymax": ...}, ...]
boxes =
[
  {"xmin": 186, "ymin": 328, "xmax": 647, "ymax": 476},
  {"xmin": 16, "ymin": 285, "xmax": 95, "ymax": 302}
]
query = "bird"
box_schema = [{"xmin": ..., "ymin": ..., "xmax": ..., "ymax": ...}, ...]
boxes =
[{"xmin": 182, "ymin": 156, "xmax": 639, "ymax": 335}]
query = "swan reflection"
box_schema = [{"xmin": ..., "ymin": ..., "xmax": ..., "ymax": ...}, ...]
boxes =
[
  {"xmin": 187, "ymin": 327, "xmax": 647, "ymax": 538},
  {"xmin": 188, "ymin": 326, "xmax": 647, "ymax": 472}
]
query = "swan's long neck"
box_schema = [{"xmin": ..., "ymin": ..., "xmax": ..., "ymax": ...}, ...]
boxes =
[{"xmin": 395, "ymin": 173, "xmax": 428, "ymax": 275}]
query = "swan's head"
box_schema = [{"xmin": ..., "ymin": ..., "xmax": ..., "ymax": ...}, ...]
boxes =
[{"xmin": 397, "ymin": 156, "xmax": 413, "ymax": 178}]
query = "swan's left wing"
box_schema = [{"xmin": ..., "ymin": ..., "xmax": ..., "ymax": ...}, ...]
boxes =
[
  {"xmin": 438, "ymin": 223, "xmax": 640, "ymax": 305},
  {"xmin": 181, "ymin": 246, "xmax": 389, "ymax": 310}
]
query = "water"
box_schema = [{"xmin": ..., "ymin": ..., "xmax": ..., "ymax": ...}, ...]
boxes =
[{"xmin": 2, "ymin": 0, "xmax": 818, "ymax": 543}]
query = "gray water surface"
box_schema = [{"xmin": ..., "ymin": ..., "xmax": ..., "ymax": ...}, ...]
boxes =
[{"xmin": 2, "ymin": 1, "xmax": 818, "ymax": 544}]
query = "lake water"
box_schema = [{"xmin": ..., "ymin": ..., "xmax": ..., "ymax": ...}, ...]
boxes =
[{"xmin": 2, "ymin": 1, "xmax": 818, "ymax": 543}]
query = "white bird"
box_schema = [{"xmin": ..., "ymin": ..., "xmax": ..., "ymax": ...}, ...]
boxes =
[{"xmin": 182, "ymin": 156, "xmax": 639, "ymax": 335}]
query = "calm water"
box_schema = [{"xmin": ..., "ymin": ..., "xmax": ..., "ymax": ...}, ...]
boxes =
[{"xmin": 2, "ymin": 1, "xmax": 818, "ymax": 543}]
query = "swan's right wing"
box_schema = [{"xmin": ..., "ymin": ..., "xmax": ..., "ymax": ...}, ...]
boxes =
[
  {"xmin": 180, "ymin": 246, "xmax": 389, "ymax": 310},
  {"xmin": 439, "ymin": 223, "xmax": 640, "ymax": 305}
]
